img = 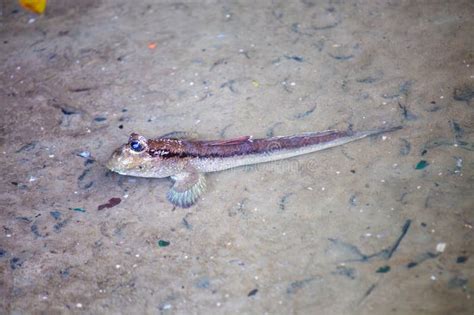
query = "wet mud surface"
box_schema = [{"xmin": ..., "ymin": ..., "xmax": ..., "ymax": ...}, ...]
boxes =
[{"xmin": 1, "ymin": 1, "xmax": 473, "ymax": 314}]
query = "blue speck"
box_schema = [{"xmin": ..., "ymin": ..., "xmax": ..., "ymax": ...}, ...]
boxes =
[
  {"xmin": 196, "ymin": 277, "xmax": 210, "ymax": 289},
  {"xmin": 50, "ymin": 211, "xmax": 61, "ymax": 220}
]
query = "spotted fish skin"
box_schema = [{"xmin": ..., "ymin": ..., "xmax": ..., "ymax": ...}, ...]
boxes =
[{"xmin": 106, "ymin": 126, "xmax": 402, "ymax": 207}]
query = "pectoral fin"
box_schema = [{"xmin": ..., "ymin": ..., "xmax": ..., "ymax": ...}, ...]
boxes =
[{"xmin": 167, "ymin": 169, "xmax": 206, "ymax": 208}]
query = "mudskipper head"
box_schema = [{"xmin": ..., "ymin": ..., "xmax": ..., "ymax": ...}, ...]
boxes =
[{"xmin": 106, "ymin": 133, "xmax": 160, "ymax": 177}]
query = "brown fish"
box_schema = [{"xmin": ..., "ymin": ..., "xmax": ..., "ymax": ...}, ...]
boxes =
[{"xmin": 106, "ymin": 126, "xmax": 401, "ymax": 208}]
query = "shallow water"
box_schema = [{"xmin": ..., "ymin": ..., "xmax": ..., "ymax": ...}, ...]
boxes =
[{"xmin": 1, "ymin": 1, "xmax": 473, "ymax": 314}]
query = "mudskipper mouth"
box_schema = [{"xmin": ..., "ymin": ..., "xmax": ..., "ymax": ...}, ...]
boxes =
[{"xmin": 105, "ymin": 159, "xmax": 116, "ymax": 172}]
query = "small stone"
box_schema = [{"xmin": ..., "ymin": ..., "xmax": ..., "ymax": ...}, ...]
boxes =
[
  {"xmin": 415, "ymin": 160, "xmax": 429, "ymax": 170},
  {"xmin": 158, "ymin": 240, "xmax": 170, "ymax": 247},
  {"xmin": 376, "ymin": 265, "xmax": 391, "ymax": 273},
  {"xmin": 456, "ymin": 256, "xmax": 468, "ymax": 264},
  {"xmin": 436, "ymin": 242, "xmax": 446, "ymax": 252}
]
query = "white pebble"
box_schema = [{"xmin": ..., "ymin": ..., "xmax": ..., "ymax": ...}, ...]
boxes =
[
  {"xmin": 76, "ymin": 303, "xmax": 83, "ymax": 308},
  {"xmin": 436, "ymin": 242, "xmax": 446, "ymax": 252}
]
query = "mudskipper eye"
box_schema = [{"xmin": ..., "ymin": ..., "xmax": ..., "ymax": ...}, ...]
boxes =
[{"xmin": 130, "ymin": 140, "xmax": 144, "ymax": 152}]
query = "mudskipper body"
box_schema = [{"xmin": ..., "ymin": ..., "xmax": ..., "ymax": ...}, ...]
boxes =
[{"xmin": 106, "ymin": 127, "xmax": 401, "ymax": 207}]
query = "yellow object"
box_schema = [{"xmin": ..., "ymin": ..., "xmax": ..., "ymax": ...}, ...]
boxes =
[
  {"xmin": 19, "ymin": 0, "xmax": 47, "ymax": 14},
  {"xmin": 252, "ymin": 80, "xmax": 260, "ymax": 88}
]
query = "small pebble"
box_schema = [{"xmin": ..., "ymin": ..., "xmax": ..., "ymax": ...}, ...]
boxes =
[
  {"xmin": 78, "ymin": 151, "xmax": 91, "ymax": 158},
  {"xmin": 76, "ymin": 303, "xmax": 83, "ymax": 308},
  {"xmin": 158, "ymin": 240, "xmax": 170, "ymax": 247},
  {"xmin": 436, "ymin": 242, "xmax": 446, "ymax": 252}
]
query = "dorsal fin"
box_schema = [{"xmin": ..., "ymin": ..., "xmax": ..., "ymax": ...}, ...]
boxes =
[{"xmin": 208, "ymin": 136, "xmax": 252, "ymax": 146}]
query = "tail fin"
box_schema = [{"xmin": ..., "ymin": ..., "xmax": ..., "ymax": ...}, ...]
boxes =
[{"xmin": 352, "ymin": 125, "xmax": 403, "ymax": 138}]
